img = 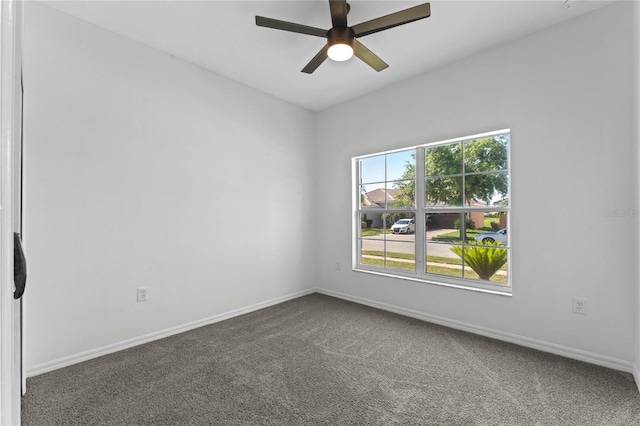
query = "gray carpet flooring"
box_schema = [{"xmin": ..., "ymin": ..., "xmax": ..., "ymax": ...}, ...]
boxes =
[{"xmin": 22, "ymin": 293, "xmax": 640, "ymax": 425}]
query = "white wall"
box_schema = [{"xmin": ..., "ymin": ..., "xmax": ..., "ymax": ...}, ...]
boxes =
[
  {"xmin": 634, "ymin": 0, "xmax": 640, "ymax": 388},
  {"xmin": 23, "ymin": 2, "xmax": 316, "ymax": 370},
  {"xmin": 316, "ymin": 2, "xmax": 638, "ymax": 366}
]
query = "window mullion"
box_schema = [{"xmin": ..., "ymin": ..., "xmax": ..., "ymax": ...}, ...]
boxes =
[{"xmin": 415, "ymin": 147, "xmax": 426, "ymax": 274}]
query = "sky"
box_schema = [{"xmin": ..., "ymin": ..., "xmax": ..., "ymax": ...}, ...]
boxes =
[
  {"xmin": 360, "ymin": 149, "xmax": 414, "ymax": 188},
  {"xmin": 359, "ymin": 147, "xmax": 507, "ymax": 205}
]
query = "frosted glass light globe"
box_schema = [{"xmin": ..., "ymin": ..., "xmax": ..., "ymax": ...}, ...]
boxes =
[{"xmin": 327, "ymin": 43, "xmax": 354, "ymax": 61}]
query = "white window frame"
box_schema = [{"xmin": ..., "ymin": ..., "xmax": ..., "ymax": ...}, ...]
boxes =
[{"xmin": 353, "ymin": 129, "xmax": 511, "ymax": 296}]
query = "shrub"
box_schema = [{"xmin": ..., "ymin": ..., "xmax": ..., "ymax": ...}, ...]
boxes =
[
  {"xmin": 361, "ymin": 221, "xmax": 367, "ymax": 229},
  {"xmin": 490, "ymin": 221, "xmax": 500, "ymax": 231},
  {"xmin": 450, "ymin": 241, "xmax": 507, "ymax": 280}
]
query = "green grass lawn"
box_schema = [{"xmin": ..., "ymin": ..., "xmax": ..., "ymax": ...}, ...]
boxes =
[
  {"xmin": 360, "ymin": 228, "xmax": 390, "ymax": 237},
  {"xmin": 361, "ymin": 249, "xmax": 507, "ymax": 277},
  {"xmin": 363, "ymin": 250, "xmax": 463, "ymax": 266},
  {"xmin": 362, "ymin": 250, "xmax": 415, "ymax": 260},
  {"xmin": 361, "ymin": 256, "xmax": 507, "ymax": 284},
  {"xmin": 361, "ymin": 257, "xmax": 415, "ymax": 271},
  {"xmin": 484, "ymin": 217, "xmax": 499, "ymax": 229}
]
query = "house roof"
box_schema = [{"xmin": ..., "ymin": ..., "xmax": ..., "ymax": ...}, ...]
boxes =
[{"xmin": 362, "ymin": 188, "xmax": 402, "ymax": 208}]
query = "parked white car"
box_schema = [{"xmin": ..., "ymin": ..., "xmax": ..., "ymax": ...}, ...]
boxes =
[
  {"xmin": 391, "ymin": 219, "xmax": 415, "ymax": 234},
  {"xmin": 474, "ymin": 228, "xmax": 507, "ymax": 244}
]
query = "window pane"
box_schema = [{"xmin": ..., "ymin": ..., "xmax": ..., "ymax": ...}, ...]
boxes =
[
  {"xmin": 360, "ymin": 212, "xmax": 416, "ymax": 273},
  {"xmin": 388, "ymin": 180, "xmax": 415, "ymax": 208},
  {"xmin": 360, "ymin": 237, "xmax": 386, "ymax": 267},
  {"xmin": 425, "ymin": 176, "xmax": 463, "ymax": 206},
  {"xmin": 387, "ymin": 212, "xmax": 416, "ymax": 236},
  {"xmin": 464, "ymin": 136, "xmax": 508, "ymax": 173},
  {"xmin": 459, "ymin": 244, "xmax": 509, "ymax": 285},
  {"xmin": 467, "ymin": 212, "xmax": 507, "ymax": 243},
  {"xmin": 360, "ymin": 182, "xmax": 385, "ymax": 210},
  {"xmin": 425, "ymin": 213, "xmax": 462, "ymax": 277},
  {"xmin": 426, "ymin": 213, "xmax": 475, "ymax": 245},
  {"xmin": 359, "ymin": 210, "xmax": 388, "ymax": 235},
  {"xmin": 426, "ymin": 143, "xmax": 462, "ymax": 176},
  {"xmin": 361, "ymin": 238, "xmax": 387, "ymax": 254},
  {"xmin": 386, "ymin": 150, "xmax": 415, "ymax": 182},
  {"xmin": 360, "ymin": 155, "xmax": 385, "ymax": 184},
  {"xmin": 359, "ymin": 213, "xmax": 373, "ymax": 237},
  {"xmin": 479, "ymin": 212, "xmax": 505, "ymax": 234},
  {"xmin": 360, "ymin": 208, "xmax": 390, "ymax": 267},
  {"xmin": 473, "ymin": 221, "xmax": 508, "ymax": 247},
  {"xmin": 385, "ymin": 212, "xmax": 416, "ymax": 272},
  {"xmin": 425, "ymin": 212, "xmax": 458, "ymax": 231},
  {"xmin": 426, "ymin": 241, "xmax": 463, "ymax": 278},
  {"xmin": 385, "ymin": 242, "xmax": 415, "ymax": 272},
  {"xmin": 465, "ymin": 171, "xmax": 508, "ymax": 206}
]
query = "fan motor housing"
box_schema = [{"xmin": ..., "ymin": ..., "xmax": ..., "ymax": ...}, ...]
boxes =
[{"xmin": 327, "ymin": 27, "xmax": 355, "ymax": 47}]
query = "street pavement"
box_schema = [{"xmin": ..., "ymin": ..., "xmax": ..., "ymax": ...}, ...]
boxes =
[
  {"xmin": 361, "ymin": 229, "xmax": 459, "ymax": 258},
  {"xmin": 360, "ymin": 228, "xmax": 508, "ymax": 277}
]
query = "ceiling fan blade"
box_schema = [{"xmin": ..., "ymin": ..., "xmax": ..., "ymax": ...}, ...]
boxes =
[
  {"xmin": 256, "ymin": 16, "xmax": 327, "ymax": 38},
  {"xmin": 352, "ymin": 40, "xmax": 388, "ymax": 72},
  {"xmin": 329, "ymin": 0, "xmax": 348, "ymax": 28},
  {"xmin": 352, "ymin": 3, "xmax": 431, "ymax": 38},
  {"xmin": 301, "ymin": 45, "xmax": 329, "ymax": 74}
]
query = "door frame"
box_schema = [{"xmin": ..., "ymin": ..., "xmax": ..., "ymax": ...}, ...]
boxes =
[{"xmin": 0, "ymin": 0, "xmax": 23, "ymax": 424}]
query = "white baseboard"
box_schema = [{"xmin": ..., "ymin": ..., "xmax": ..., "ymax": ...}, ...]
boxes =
[
  {"xmin": 316, "ymin": 288, "xmax": 636, "ymax": 376},
  {"xmin": 27, "ymin": 288, "xmax": 315, "ymax": 377}
]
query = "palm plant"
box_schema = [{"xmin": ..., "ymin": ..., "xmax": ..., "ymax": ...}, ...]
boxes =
[{"xmin": 450, "ymin": 241, "xmax": 507, "ymax": 280}]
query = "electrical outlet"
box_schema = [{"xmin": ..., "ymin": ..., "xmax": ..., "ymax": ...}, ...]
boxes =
[
  {"xmin": 336, "ymin": 261, "xmax": 341, "ymax": 271},
  {"xmin": 137, "ymin": 287, "xmax": 148, "ymax": 302},
  {"xmin": 572, "ymin": 297, "xmax": 587, "ymax": 315}
]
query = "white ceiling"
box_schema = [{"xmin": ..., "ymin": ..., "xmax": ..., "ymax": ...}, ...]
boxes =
[{"xmin": 40, "ymin": 0, "xmax": 615, "ymax": 111}]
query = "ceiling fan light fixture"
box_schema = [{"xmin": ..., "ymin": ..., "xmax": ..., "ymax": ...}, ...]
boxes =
[
  {"xmin": 256, "ymin": 1, "xmax": 431, "ymax": 73},
  {"xmin": 327, "ymin": 42, "xmax": 354, "ymax": 61}
]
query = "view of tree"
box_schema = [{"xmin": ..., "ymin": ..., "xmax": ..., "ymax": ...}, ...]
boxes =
[
  {"xmin": 458, "ymin": 136, "xmax": 508, "ymax": 205},
  {"xmin": 393, "ymin": 136, "xmax": 508, "ymax": 207},
  {"xmin": 393, "ymin": 160, "xmax": 415, "ymax": 207}
]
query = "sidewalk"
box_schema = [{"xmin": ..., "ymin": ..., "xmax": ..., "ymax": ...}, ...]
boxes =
[{"xmin": 361, "ymin": 254, "xmax": 507, "ymax": 276}]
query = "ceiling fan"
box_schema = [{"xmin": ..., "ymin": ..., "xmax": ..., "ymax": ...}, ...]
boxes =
[{"xmin": 255, "ymin": 1, "xmax": 431, "ymax": 74}]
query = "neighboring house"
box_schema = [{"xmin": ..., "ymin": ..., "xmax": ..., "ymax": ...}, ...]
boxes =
[
  {"xmin": 361, "ymin": 187, "xmax": 402, "ymax": 209},
  {"xmin": 426, "ymin": 209, "xmax": 507, "ymax": 232},
  {"xmin": 362, "ymin": 189, "xmax": 507, "ymax": 232},
  {"xmin": 461, "ymin": 200, "xmax": 507, "ymax": 231},
  {"xmin": 361, "ymin": 188, "xmax": 402, "ymax": 228}
]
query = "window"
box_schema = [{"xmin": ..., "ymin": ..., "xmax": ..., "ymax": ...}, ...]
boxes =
[{"xmin": 355, "ymin": 130, "xmax": 510, "ymax": 294}]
